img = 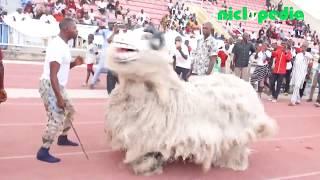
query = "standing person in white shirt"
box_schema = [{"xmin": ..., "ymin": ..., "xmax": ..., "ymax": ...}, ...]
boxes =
[
  {"xmin": 36, "ymin": 18, "xmax": 84, "ymax": 163},
  {"xmin": 9, "ymin": 8, "xmax": 29, "ymax": 45},
  {"xmin": 88, "ymin": 8, "xmax": 96, "ymax": 23},
  {"xmin": 167, "ymin": 0, "xmax": 173, "ymax": 12},
  {"xmin": 53, "ymin": 0, "xmax": 66, "ymax": 15},
  {"xmin": 83, "ymin": 34, "xmax": 98, "ymax": 86},
  {"xmin": 137, "ymin": 9, "xmax": 147, "ymax": 25},
  {"xmin": 96, "ymin": 0, "xmax": 107, "ymax": 9},
  {"xmin": 225, "ymin": 38, "xmax": 234, "ymax": 73},
  {"xmin": 284, "ymin": 42, "xmax": 296, "ymax": 95},
  {"xmin": 40, "ymin": 8, "xmax": 56, "ymax": 24},
  {"xmin": 184, "ymin": 7, "xmax": 190, "ymax": 17},
  {"xmin": 250, "ymin": 43, "xmax": 272, "ymax": 97},
  {"xmin": 289, "ymin": 42, "xmax": 312, "ymax": 106},
  {"xmin": 173, "ymin": 36, "xmax": 190, "ymax": 81}
]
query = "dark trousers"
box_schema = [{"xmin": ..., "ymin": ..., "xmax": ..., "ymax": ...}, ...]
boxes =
[
  {"xmin": 270, "ymin": 73, "xmax": 285, "ymax": 99},
  {"xmin": 299, "ymin": 81, "xmax": 307, "ymax": 98},
  {"xmin": 175, "ymin": 66, "xmax": 190, "ymax": 81},
  {"xmin": 107, "ymin": 71, "xmax": 118, "ymax": 94},
  {"xmin": 317, "ymin": 74, "xmax": 320, "ymax": 103},
  {"xmin": 284, "ymin": 69, "xmax": 292, "ymax": 93}
]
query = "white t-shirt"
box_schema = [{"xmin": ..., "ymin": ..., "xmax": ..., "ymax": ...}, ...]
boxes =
[
  {"xmin": 255, "ymin": 51, "xmax": 271, "ymax": 66},
  {"xmin": 275, "ymin": 23, "xmax": 281, "ymax": 33},
  {"xmin": 137, "ymin": 12, "xmax": 147, "ymax": 23},
  {"xmin": 86, "ymin": 43, "xmax": 98, "ymax": 64},
  {"xmin": 53, "ymin": 3, "xmax": 66, "ymax": 14},
  {"xmin": 174, "ymin": 45, "xmax": 191, "ymax": 69},
  {"xmin": 10, "ymin": 12, "xmax": 29, "ymax": 21},
  {"xmin": 184, "ymin": 9, "xmax": 190, "ymax": 17},
  {"xmin": 40, "ymin": 14, "xmax": 56, "ymax": 24},
  {"xmin": 171, "ymin": 7, "xmax": 176, "ymax": 15},
  {"xmin": 82, "ymin": 18, "xmax": 92, "ymax": 25},
  {"xmin": 227, "ymin": 44, "xmax": 234, "ymax": 55},
  {"xmin": 89, "ymin": 12, "xmax": 96, "ymax": 21},
  {"xmin": 96, "ymin": 0, "xmax": 107, "ymax": 9},
  {"xmin": 40, "ymin": 36, "xmax": 72, "ymax": 87},
  {"xmin": 251, "ymin": 32, "xmax": 257, "ymax": 40},
  {"xmin": 176, "ymin": 13, "xmax": 182, "ymax": 20}
]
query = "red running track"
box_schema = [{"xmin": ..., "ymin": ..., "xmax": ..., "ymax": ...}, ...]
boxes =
[
  {"xmin": 3, "ymin": 62, "xmax": 107, "ymax": 90},
  {"xmin": 1, "ymin": 62, "xmax": 320, "ymax": 180}
]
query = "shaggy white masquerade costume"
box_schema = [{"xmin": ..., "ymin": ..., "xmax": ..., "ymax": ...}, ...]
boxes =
[{"xmin": 105, "ymin": 27, "xmax": 278, "ymax": 175}]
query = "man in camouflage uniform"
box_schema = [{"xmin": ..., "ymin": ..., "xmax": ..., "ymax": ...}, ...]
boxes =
[{"xmin": 36, "ymin": 18, "xmax": 84, "ymax": 163}]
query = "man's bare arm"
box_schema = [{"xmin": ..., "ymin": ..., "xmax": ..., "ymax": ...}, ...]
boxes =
[
  {"xmin": 50, "ymin": 62, "xmax": 64, "ymax": 108},
  {"xmin": 206, "ymin": 55, "xmax": 217, "ymax": 75},
  {"xmin": 70, "ymin": 56, "xmax": 84, "ymax": 69}
]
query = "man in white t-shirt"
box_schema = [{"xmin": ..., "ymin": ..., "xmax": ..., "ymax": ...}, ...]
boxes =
[
  {"xmin": 173, "ymin": 36, "xmax": 191, "ymax": 81},
  {"xmin": 83, "ymin": 34, "xmax": 98, "ymax": 86},
  {"xmin": 96, "ymin": 0, "xmax": 107, "ymax": 9},
  {"xmin": 36, "ymin": 18, "xmax": 84, "ymax": 163},
  {"xmin": 40, "ymin": 8, "xmax": 56, "ymax": 24},
  {"xmin": 168, "ymin": 0, "xmax": 173, "ymax": 11},
  {"xmin": 137, "ymin": 9, "xmax": 147, "ymax": 25},
  {"xmin": 184, "ymin": 7, "xmax": 190, "ymax": 17}
]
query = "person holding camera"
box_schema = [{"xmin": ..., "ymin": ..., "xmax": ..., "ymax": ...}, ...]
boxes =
[{"xmin": 173, "ymin": 36, "xmax": 190, "ymax": 81}]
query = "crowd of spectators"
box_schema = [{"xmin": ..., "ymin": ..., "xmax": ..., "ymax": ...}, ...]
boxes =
[{"xmin": 0, "ymin": 0, "xmax": 154, "ymax": 30}]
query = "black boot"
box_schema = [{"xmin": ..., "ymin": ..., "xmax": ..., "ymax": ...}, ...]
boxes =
[
  {"xmin": 36, "ymin": 147, "xmax": 60, "ymax": 163},
  {"xmin": 57, "ymin": 135, "xmax": 79, "ymax": 146}
]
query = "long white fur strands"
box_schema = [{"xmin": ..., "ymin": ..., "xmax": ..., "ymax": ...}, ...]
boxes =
[{"xmin": 104, "ymin": 29, "xmax": 278, "ymax": 175}]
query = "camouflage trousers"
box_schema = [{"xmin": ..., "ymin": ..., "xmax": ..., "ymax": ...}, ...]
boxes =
[{"xmin": 39, "ymin": 79, "xmax": 75, "ymax": 149}]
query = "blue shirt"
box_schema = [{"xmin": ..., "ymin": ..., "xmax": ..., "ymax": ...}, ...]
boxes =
[
  {"xmin": 95, "ymin": 28, "xmax": 111, "ymax": 68},
  {"xmin": 95, "ymin": 28, "xmax": 111, "ymax": 49}
]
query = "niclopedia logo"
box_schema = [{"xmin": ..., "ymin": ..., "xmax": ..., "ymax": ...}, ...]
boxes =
[{"xmin": 217, "ymin": 7, "xmax": 304, "ymax": 24}]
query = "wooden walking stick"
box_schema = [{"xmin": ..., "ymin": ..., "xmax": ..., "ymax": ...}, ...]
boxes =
[{"xmin": 70, "ymin": 120, "xmax": 89, "ymax": 160}]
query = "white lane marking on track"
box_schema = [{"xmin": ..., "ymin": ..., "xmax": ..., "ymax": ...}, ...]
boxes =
[
  {"xmin": 3, "ymin": 102, "xmax": 106, "ymax": 106},
  {"xmin": 3, "ymin": 60, "xmax": 87, "ymax": 68},
  {"xmin": 1, "ymin": 121, "xmax": 320, "ymax": 143},
  {"xmin": 267, "ymin": 171, "xmax": 320, "ymax": 180},
  {"xmin": 262, "ymin": 134, "xmax": 320, "ymax": 142},
  {"xmin": 0, "ymin": 121, "xmax": 104, "ymax": 127},
  {"xmin": 0, "ymin": 149, "xmax": 113, "ymax": 160},
  {"xmin": 5, "ymin": 88, "xmax": 109, "ymax": 99},
  {"xmin": 272, "ymin": 114, "xmax": 320, "ymax": 118}
]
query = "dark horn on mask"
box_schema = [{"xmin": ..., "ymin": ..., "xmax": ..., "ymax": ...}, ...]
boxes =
[{"xmin": 144, "ymin": 26, "xmax": 165, "ymax": 50}]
